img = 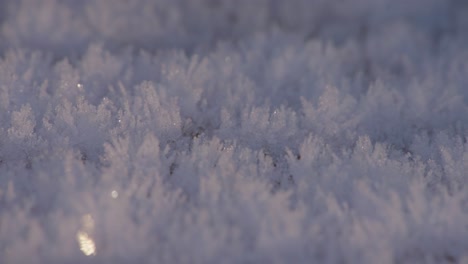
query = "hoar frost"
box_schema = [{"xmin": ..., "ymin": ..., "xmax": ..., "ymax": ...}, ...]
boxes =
[{"xmin": 0, "ymin": 0, "xmax": 467, "ymax": 263}]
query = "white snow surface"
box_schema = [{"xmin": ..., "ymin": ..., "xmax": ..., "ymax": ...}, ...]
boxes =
[{"xmin": 1, "ymin": 0, "xmax": 468, "ymax": 263}]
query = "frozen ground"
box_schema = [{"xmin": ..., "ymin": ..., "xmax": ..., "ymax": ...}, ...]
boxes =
[{"xmin": 0, "ymin": 0, "xmax": 468, "ymax": 263}]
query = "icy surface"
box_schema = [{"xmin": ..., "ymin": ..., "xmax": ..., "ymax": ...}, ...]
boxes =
[{"xmin": 0, "ymin": 0, "xmax": 468, "ymax": 263}]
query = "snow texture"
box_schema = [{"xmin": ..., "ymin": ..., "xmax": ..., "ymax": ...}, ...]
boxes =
[{"xmin": 0, "ymin": 0, "xmax": 468, "ymax": 263}]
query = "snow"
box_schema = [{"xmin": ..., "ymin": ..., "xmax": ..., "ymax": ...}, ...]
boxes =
[{"xmin": 0, "ymin": 0, "xmax": 468, "ymax": 263}]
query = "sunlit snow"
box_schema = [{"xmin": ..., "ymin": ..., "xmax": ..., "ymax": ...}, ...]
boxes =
[
  {"xmin": 0, "ymin": 0, "xmax": 467, "ymax": 263},
  {"xmin": 76, "ymin": 214, "xmax": 96, "ymax": 256}
]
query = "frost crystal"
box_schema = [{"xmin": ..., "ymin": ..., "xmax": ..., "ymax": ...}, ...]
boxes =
[{"xmin": 0, "ymin": 0, "xmax": 467, "ymax": 263}]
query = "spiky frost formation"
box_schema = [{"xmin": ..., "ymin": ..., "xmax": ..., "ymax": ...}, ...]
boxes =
[{"xmin": 0, "ymin": 0, "xmax": 468, "ymax": 263}]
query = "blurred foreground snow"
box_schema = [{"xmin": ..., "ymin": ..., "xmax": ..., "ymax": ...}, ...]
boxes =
[{"xmin": 0, "ymin": 0, "xmax": 468, "ymax": 263}]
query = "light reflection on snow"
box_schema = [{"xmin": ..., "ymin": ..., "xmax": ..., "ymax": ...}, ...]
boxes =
[
  {"xmin": 76, "ymin": 214, "xmax": 96, "ymax": 256},
  {"xmin": 111, "ymin": 190, "xmax": 118, "ymax": 199},
  {"xmin": 77, "ymin": 231, "xmax": 96, "ymax": 256}
]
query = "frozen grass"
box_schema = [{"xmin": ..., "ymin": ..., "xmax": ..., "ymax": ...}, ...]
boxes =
[{"xmin": 0, "ymin": 0, "xmax": 468, "ymax": 263}]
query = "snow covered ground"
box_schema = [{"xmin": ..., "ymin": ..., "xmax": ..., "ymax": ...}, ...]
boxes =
[{"xmin": 0, "ymin": 0, "xmax": 468, "ymax": 263}]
